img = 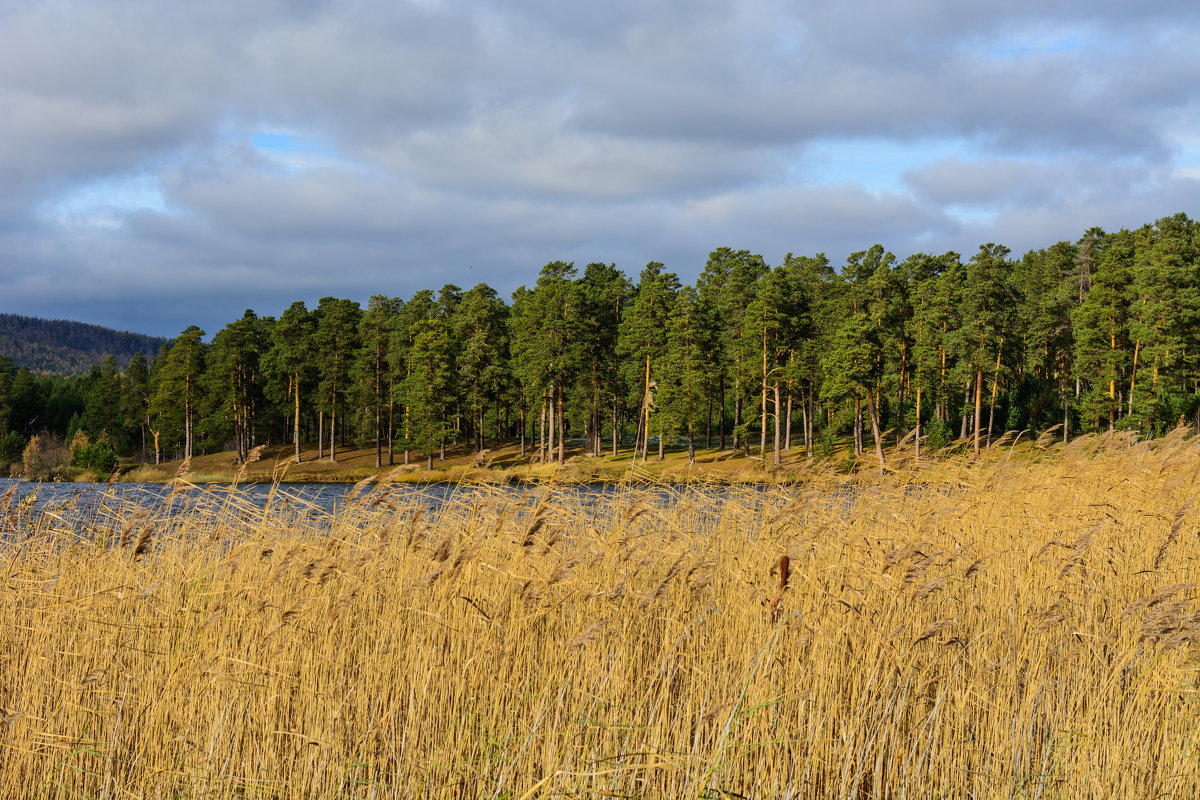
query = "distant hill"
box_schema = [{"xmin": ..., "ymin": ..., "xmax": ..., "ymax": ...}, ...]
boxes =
[{"xmin": 0, "ymin": 313, "xmax": 168, "ymax": 375}]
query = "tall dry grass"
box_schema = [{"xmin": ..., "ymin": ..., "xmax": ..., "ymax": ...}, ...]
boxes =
[{"xmin": 3, "ymin": 432, "xmax": 1200, "ymax": 797}]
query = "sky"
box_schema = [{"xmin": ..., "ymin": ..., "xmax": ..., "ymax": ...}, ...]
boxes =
[{"xmin": 2, "ymin": 0, "xmax": 1199, "ymax": 338}]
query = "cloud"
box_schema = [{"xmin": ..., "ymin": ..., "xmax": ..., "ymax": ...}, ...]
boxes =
[{"xmin": 1, "ymin": 0, "xmax": 1200, "ymax": 336}]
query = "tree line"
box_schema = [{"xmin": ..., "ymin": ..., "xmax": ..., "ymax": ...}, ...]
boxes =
[
  {"xmin": 0, "ymin": 313, "xmax": 167, "ymax": 375},
  {"xmin": 2, "ymin": 212, "xmax": 1198, "ymax": 474}
]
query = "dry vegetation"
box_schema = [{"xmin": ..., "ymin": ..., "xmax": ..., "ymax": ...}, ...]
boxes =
[{"xmin": 4, "ymin": 431, "xmax": 1200, "ymax": 797}]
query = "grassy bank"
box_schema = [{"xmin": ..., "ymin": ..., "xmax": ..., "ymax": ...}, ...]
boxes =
[
  {"xmin": 3, "ymin": 431, "xmax": 1200, "ymax": 797},
  {"xmin": 110, "ymin": 431, "xmax": 1028, "ymax": 485}
]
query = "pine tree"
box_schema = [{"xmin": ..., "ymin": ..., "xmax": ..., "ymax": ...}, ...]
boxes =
[
  {"xmin": 358, "ymin": 296, "xmax": 400, "ymax": 468},
  {"xmin": 121, "ymin": 352, "xmax": 150, "ymax": 463},
  {"xmin": 152, "ymin": 326, "xmax": 206, "ymax": 460},
  {"xmin": 957, "ymin": 244, "xmax": 1016, "ymax": 455},
  {"xmin": 454, "ymin": 283, "xmax": 509, "ymax": 453},
  {"xmin": 314, "ymin": 297, "xmax": 362, "ymax": 462},
  {"xmin": 207, "ymin": 310, "xmax": 268, "ymax": 464},
  {"xmin": 392, "ymin": 290, "xmax": 436, "ymax": 465},
  {"xmin": 527, "ymin": 262, "xmax": 583, "ymax": 464},
  {"xmin": 709, "ymin": 249, "xmax": 769, "ymax": 454},
  {"xmin": 266, "ymin": 301, "xmax": 315, "ymax": 463},
  {"xmin": 903, "ymin": 252, "xmax": 959, "ymax": 458},
  {"xmin": 782, "ymin": 252, "xmax": 837, "ymax": 459},
  {"xmin": 619, "ymin": 262, "xmax": 680, "ymax": 462},
  {"xmin": 1073, "ymin": 229, "xmax": 1133, "ymax": 430},
  {"xmin": 403, "ymin": 298, "xmax": 454, "ymax": 469},
  {"xmin": 659, "ymin": 286, "xmax": 706, "ymax": 463},
  {"xmin": 577, "ymin": 263, "xmax": 631, "ymax": 456},
  {"xmin": 1127, "ymin": 215, "xmax": 1200, "ymax": 433}
]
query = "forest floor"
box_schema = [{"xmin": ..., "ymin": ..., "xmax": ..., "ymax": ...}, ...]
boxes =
[{"xmin": 115, "ymin": 428, "xmax": 1056, "ymax": 484}]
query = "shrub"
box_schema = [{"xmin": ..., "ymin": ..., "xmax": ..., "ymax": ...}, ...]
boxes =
[
  {"xmin": 0, "ymin": 430, "xmax": 25, "ymax": 463},
  {"xmin": 925, "ymin": 415, "xmax": 953, "ymax": 451},
  {"xmin": 22, "ymin": 433, "xmax": 71, "ymax": 480},
  {"xmin": 72, "ymin": 442, "xmax": 119, "ymax": 476}
]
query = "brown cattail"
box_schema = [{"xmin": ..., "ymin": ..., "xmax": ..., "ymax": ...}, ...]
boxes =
[{"xmin": 768, "ymin": 554, "xmax": 790, "ymax": 622}]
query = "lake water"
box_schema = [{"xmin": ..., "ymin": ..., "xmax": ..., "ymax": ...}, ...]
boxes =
[{"xmin": 0, "ymin": 477, "xmax": 784, "ymax": 543}]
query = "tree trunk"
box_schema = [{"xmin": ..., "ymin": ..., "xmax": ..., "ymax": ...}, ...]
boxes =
[
  {"xmin": 960, "ymin": 381, "xmax": 971, "ymax": 440},
  {"xmin": 183, "ymin": 381, "xmax": 192, "ymax": 461},
  {"xmin": 641, "ymin": 356, "xmax": 650, "ymax": 463},
  {"xmin": 540, "ymin": 394, "xmax": 548, "ymax": 463},
  {"xmin": 318, "ymin": 410, "xmax": 324, "ymax": 460},
  {"xmin": 292, "ymin": 373, "xmax": 302, "ymax": 463},
  {"xmin": 854, "ymin": 395, "xmax": 863, "ymax": 457},
  {"xmin": 388, "ymin": 384, "xmax": 395, "ymax": 466},
  {"xmin": 865, "ymin": 392, "xmax": 885, "ymax": 475},
  {"xmin": 705, "ymin": 396, "xmax": 712, "ymax": 450},
  {"xmin": 773, "ymin": 383, "xmax": 782, "ymax": 466},
  {"xmin": 915, "ymin": 385, "xmax": 922, "ymax": 461},
  {"xmin": 784, "ymin": 392, "xmax": 792, "ymax": 452},
  {"xmin": 612, "ymin": 394, "xmax": 619, "ymax": 457},
  {"xmin": 986, "ymin": 340, "xmax": 1003, "ymax": 449},
  {"xmin": 1129, "ymin": 338, "xmax": 1141, "ymax": 418},
  {"xmin": 760, "ymin": 329, "xmax": 768, "ymax": 457},
  {"xmin": 973, "ymin": 369, "xmax": 983, "ymax": 457},
  {"xmin": 547, "ymin": 386, "xmax": 555, "ymax": 464},
  {"xmin": 329, "ymin": 390, "xmax": 337, "ymax": 463},
  {"xmin": 519, "ymin": 390, "xmax": 526, "ymax": 457},
  {"xmin": 733, "ymin": 394, "xmax": 741, "ymax": 452},
  {"xmin": 557, "ymin": 382, "xmax": 565, "ymax": 465},
  {"xmin": 375, "ymin": 370, "xmax": 382, "ymax": 470},
  {"xmin": 719, "ymin": 376, "xmax": 726, "ymax": 450},
  {"xmin": 806, "ymin": 385, "xmax": 814, "ymax": 459},
  {"xmin": 1063, "ymin": 399, "xmax": 1070, "ymax": 445},
  {"xmin": 802, "ymin": 387, "xmax": 811, "ymax": 460}
]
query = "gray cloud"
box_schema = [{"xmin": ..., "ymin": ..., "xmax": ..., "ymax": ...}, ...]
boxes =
[{"xmin": 1, "ymin": 0, "xmax": 1199, "ymax": 336}]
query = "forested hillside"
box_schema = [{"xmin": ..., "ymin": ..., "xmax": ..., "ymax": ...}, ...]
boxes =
[
  {"xmin": 0, "ymin": 314, "xmax": 166, "ymax": 375},
  {"xmin": 3, "ymin": 213, "xmax": 1199, "ymax": 474}
]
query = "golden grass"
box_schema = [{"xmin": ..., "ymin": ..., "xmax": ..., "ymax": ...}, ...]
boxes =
[{"xmin": 4, "ymin": 431, "xmax": 1200, "ymax": 797}]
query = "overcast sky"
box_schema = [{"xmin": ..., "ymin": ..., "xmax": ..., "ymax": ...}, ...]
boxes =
[{"xmin": 2, "ymin": 0, "xmax": 1198, "ymax": 338}]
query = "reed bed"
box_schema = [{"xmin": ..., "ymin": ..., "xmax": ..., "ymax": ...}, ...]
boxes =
[{"xmin": 4, "ymin": 433, "xmax": 1200, "ymax": 798}]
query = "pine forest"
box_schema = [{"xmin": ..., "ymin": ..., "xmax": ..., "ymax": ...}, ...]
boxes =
[{"xmin": 3, "ymin": 213, "xmax": 1199, "ymax": 476}]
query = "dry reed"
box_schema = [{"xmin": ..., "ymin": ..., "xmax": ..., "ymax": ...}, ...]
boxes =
[{"xmin": 3, "ymin": 436, "xmax": 1200, "ymax": 797}]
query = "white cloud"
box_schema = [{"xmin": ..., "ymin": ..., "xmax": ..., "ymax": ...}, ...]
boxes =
[{"xmin": 1, "ymin": 0, "xmax": 1200, "ymax": 335}]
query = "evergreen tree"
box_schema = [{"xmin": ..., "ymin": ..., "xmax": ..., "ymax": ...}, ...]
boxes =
[
  {"xmin": 783, "ymin": 252, "xmax": 837, "ymax": 458},
  {"xmin": 80, "ymin": 355, "xmax": 122, "ymax": 447},
  {"xmin": 577, "ymin": 263, "xmax": 631, "ymax": 456},
  {"xmin": 207, "ymin": 310, "xmax": 268, "ymax": 463},
  {"xmin": 619, "ymin": 262, "xmax": 680, "ymax": 461},
  {"xmin": 903, "ymin": 252, "xmax": 959, "ymax": 458},
  {"xmin": 1073, "ymin": 229, "xmax": 1134, "ymax": 430},
  {"xmin": 453, "ymin": 284, "xmax": 508, "ymax": 453},
  {"xmin": 957, "ymin": 244, "xmax": 1016, "ymax": 455},
  {"xmin": 391, "ymin": 290, "xmax": 437, "ymax": 465},
  {"xmin": 1127, "ymin": 215, "xmax": 1200, "ymax": 433},
  {"xmin": 314, "ymin": 297, "xmax": 362, "ymax": 462},
  {"xmin": 403, "ymin": 297, "xmax": 454, "ymax": 469},
  {"xmin": 525, "ymin": 262, "xmax": 583, "ymax": 464},
  {"xmin": 267, "ymin": 301, "xmax": 315, "ymax": 463},
  {"xmin": 152, "ymin": 326, "xmax": 206, "ymax": 460},
  {"xmin": 358, "ymin": 296, "xmax": 400, "ymax": 467},
  {"xmin": 708, "ymin": 249, "xmax": 769, "ymax": 453},
  {"xmin": 122, "ymin": 352, "xmax": 150, "ymax": 462},
  {"xmin": 659, "ymin": 286, "xmax": 706, "ymax": 463}
]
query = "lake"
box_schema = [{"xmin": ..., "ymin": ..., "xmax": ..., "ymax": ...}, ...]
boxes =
[{"xmin": 0, "ymin": 477, "xmax": 789, "ymax": 543}]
